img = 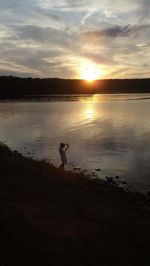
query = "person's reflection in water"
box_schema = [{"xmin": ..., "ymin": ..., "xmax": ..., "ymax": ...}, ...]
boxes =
[{"xmin": 59, "ymin": 143, "xmax": 69, "ymax": 172}]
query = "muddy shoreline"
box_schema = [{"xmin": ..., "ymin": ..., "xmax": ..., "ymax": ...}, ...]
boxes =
[{"xmin": 0, "ymin": 144, "xmax": 150, "ymax": 265}]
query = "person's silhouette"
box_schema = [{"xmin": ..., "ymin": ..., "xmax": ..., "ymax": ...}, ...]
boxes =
[{"xmin": 59, "ymin": 143, "xmax": 69, "ymax": 171}]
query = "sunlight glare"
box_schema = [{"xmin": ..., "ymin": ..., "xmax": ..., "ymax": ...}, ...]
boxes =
[
  {"xmin": 80, "ymin": 61, "xmax": 101, "ymax": 82},
  {"xmin": 83, "ymin": 100, "xmax": 96, "ymax": 120},
  {"xmin": 85, "ymin": 107, "xmax": 95, "ymax": 119}
]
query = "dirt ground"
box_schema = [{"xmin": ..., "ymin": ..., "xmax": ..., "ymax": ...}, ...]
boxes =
[{"xmin": 0, "ymin": 144, "xmax": 150, "ymax": 266}]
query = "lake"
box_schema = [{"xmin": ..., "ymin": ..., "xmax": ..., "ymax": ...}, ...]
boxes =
[{"xmin": 0, "ymin": 93, "xmax": 150, "ymax": 192}]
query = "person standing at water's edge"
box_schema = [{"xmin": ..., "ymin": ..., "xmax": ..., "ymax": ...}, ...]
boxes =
[{"xmin": 59, "ymin": 143, "xmax": 69, "ymax": 171}]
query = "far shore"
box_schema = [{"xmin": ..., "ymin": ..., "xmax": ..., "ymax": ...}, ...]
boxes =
[
  {"xmin": 0, "ymin": 77, "xmax": 150, "ymax": 99},
  {"xmin": 0, "ymin": 143, "xmax": 150, "ymax": 266}
]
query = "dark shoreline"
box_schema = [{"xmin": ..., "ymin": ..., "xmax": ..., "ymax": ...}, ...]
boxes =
[
  {"xmin": 0, "ymin": 143, "xmax": 150, "ymax": 265},
  {"xmin": 0, "ymin": 92, "xmax": 150, "ymax": 102}
]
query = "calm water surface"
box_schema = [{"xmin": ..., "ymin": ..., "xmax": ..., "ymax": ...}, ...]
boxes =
[{"xmin": 0, "ymin": 94, "xmax": 150, "ymax": 192}]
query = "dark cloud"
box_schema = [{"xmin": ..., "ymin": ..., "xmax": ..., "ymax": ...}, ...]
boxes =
[
  {"xmin": 15, "ymin": 25, "xmax": 69, "ymax": 45},
  {"xmin": 0, "ymin": 45, "xmax": 66, "ymax": 73},
  {"xmin": 13, "ymin": 24, "xmax": 80, "ymax": 55},
  {"xmin": 83, "ymin": 24, "xmax": 150, "ymax": 39}
]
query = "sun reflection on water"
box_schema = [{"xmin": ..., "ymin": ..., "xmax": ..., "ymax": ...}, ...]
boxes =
[
  {"xmin": 84, "ymin": 106, "xmax": 95, "ymax": 120},
  {"xmin": 82, "ymin": 98, "xmax": 97, "ymax": 121}
]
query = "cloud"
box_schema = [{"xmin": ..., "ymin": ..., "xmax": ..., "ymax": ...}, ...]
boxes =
[
  {"xmin": 35, "ymin": 7, "xmax": 61, "ymax": 22},
  {"xmin": 82, "ymin": 52, "xmax": 114, "ymax": 65},
  {"xmin": 81, "ymin": 8, "xmax": 97, "ymax": 25},
  {"xmin": 138, "ymin": 0, "xmax": 150, "ymax": 21},
  {"xmin": 65, "ymin": 0, "xmax": 87, "ymax": 6},
  {"xmin": 0, "ymin": 0, "xmax": 150, "ymax": 78},
  {"xmin": 83, "ymin": 24, "xmax": 150, "ymax": 39},
  {"xmin": 39, "ymin": 0, "xmax": 88, "ymax": 11},
  {"xmin": 15, "ymin": 25, "xmax": 70, "ymax": 46},
  {"xmin": 57, "ymin": 0, "xmax": 87, "ymax": 8}
]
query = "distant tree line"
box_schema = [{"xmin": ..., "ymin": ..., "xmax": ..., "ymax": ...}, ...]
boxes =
[{"xmin": 0, "ymin": 76, "xmax": 150, "ymax": 98}]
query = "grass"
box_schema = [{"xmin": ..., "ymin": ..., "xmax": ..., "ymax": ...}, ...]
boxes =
[{"xmin": 0, "ymin": 143, "xmax": 150, "ymax": 266}]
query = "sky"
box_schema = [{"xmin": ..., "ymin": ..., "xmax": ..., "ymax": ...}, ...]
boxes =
[{"xmin": 0, "ymin": 0, "xmax": 150, "ymax": 79}]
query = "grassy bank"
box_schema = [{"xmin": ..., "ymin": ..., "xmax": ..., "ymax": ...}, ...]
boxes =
[{"xmin": 0, "ymin": 144, "xmax": 150, "ymax": 266}]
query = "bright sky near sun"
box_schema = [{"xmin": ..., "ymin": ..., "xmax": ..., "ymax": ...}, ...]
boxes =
[{"xmin": 0, "ymin": 0, "xmax": 150, "ymax": 79}]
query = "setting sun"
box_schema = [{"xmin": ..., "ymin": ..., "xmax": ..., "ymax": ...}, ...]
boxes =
[{"xmin": 80, "ymin": 61, "xmax": 102, "ymax": 82}]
